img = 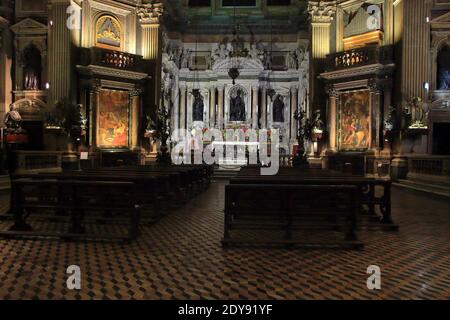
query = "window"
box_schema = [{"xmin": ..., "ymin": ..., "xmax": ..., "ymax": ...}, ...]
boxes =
[
  {"xmin": 222, "ymin": 0, "xmax": 257, "ymax": 7},
  {"xmin": 267, "ymin": 0, "xmax": 291, "ymax": 5},
  {"xmin": 188, "ymin": 0, "xmax": 211, "ymax": 7}
]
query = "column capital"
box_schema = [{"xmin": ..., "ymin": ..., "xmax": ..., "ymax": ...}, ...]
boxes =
[
  {"xmin": 308, "ymin": 1, "xmax": 336, "ymax": 24},
  {"xmin": 130, "ymin": 88, "xmax": 143, "ymax": 97},
  {"xmin": 326, "ymin": 85, "xmax": 338, "ymax": 97},
  {"xmin": 290, "ymin": 85, "xmax": 299, "ymax": 92},
  {"xmin": 368, "ymin": 78, "xmax": 382, "ymax": 93},
  {"xmin": 137, "ymin": 1, "xmax": 164, "ymax": 26}
]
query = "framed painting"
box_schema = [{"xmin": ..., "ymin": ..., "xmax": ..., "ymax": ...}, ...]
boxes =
[
  {"xmin": 97, "ymin": 89, "xmax": 130, "ymax": 149},
  {"xmin": 338, "ymin": 89, "xmax": 370, "ymax": 151}
]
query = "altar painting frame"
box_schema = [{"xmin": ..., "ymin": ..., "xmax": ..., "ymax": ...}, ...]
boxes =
[
  {"xmin": 97, "ymin": 89, "xmax": 130, "ymax": 149},
  {"xmin": 338, "ymin": 89, "xmax": 371, "ymax": 151}
]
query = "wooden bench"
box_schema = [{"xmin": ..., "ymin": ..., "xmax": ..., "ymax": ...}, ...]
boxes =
[
  {"xmin": 0, "ymin": 179, "xmax": 140, "ymax": 241},
  {"xmin": 231, "ymin": 167, "xmax": 396, "ymax": 230},
  {"xmin": 223, "ymin": 184, "xmax": 363, "ymax": 249}
]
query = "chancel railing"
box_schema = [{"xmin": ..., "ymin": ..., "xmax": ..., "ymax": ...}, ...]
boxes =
[
  {"xmin": 78, "ymin": 47, "xmax": 146, "ymax": 72},
  {"xmin": 325, "ymin": 45, "xmax": 393, "ymax": 72},
  {"xmin": 407, "ymin": 155, "xmax": 450, "ymax": 179}
]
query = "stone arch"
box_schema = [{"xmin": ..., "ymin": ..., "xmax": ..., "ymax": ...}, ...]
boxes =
[{"xmin": 431, "ymin": 35, "xmax": 450, "ymax": 91}]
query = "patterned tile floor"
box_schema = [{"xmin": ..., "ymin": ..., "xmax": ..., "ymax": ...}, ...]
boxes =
[{"xmin": 0, "ymin": 180, "xmax": 449, "ymax": 300}]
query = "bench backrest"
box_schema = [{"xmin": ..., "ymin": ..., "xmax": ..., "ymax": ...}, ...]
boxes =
[{"xmin": 225, "ymin": 184, "xmax": 359, "ymax": 218}]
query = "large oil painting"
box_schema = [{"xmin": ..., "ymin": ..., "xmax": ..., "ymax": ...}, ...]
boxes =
[
  {"xmin": 98, "ymin": 89, "xmax": 129, "ymax": 148},
  {"xmin": 339, "ymin": 90, "xmax": 370, "ymax": 150}
]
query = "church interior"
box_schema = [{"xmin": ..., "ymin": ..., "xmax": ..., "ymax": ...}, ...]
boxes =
[{"xmin": 0, "ymin": 0, "xmax": 449, "ymax": 300}]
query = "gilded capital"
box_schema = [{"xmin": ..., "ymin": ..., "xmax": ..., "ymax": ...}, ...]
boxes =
[
  {"xmin": 308, "ymin": 1, "xmax": 337, "ymax": 24},
  {"xmin": 137, "ymin": 1, "xmax": 164, "ymax": 25}
]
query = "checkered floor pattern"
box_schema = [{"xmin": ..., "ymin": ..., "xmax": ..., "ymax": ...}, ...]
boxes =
[{"xmin": 0, "ymin": 180, "xmax": 448, "ymax": 300}]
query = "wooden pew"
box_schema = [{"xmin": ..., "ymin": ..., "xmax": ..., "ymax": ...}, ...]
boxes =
[
  {"xmin": 230, "ymin": 167, "xmax": 396, "ymax": 229},
  {"xmin": 223, "ymin": 184, "xmax": 363, "ymax": 249},
  {"xmin": 12, "ymin": 171, "xmax": 166, "ymax": 222},
  {"xmin": 1, "ymin": 178, "xmax": 140, "ymax": 241}
]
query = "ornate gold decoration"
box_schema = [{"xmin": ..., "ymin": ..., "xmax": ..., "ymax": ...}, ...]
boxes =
[{"xmin": 95, "ymin": 15, "xmax": 121, "ymax": 48}]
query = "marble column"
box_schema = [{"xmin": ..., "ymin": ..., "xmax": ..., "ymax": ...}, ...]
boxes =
[
  {"xmin": 308, "ymin": 1, "xmax": 336, "ymax": 119},
  {"xmin": 383, "ymin": 83, "xmax": 393, "ymax": 153},
  {"xmin": 217, "ymin": 85, "xmax": 224, "ymax": 129},
  {"xmin": 327, "ymin": 87, "xmax": 338, "ymax": 151},
  {"xmin": 261, "ymin": 86, "xmax": 267, "ymax": 129},
  {"xmin": 335, "ymin": 6, "xmax": 344, "ymax": 52},
  {"xmin": 290, "ymin": 86, "xmax": 298, "ymax": 142},
  {"xmin": 179, "ymin": 86, "xmax": 186, "ymax": 130},
  {"xmin": 138, "ymin": 2, "xmax": 163, "ymax": 109},
  {"xmin": 252, "ymin": 86, "xmax": 258, "ymax": 129},
  {"xmin": 210, "ymin": 86, "xmax": 216, "ymax": 128},
  {"xmin": 368, "ymin": 80, "xmax": 382, "ymax": 150},
  {"xmin": 130, "ymin": 90, "xmax": 141, "ymax": 150},
  {"xmin": 186, "ymin": 89, "xmax": 192, "ymax": 130},
  {"xmin": 48, "ymin": 0, "xmax": 72, "ymax": 106}
]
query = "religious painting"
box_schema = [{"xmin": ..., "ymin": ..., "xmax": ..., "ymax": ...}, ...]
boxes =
[
  {"xmin": 98, "ymin": 89, "xmax": 129, "ymax": 148},
  {"xmin": 338, "ymin": 90, "xmax": 370, "ymax": 150},
  {"xmin": 95, "ymin": 15, "xmax": 122, "ymax": 49}
]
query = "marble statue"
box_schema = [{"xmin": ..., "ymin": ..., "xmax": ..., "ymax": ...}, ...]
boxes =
[
  {"xmin": 438, "ymin": 70, "xmax": 450, "ymax": 90},
  {"xmin": 4, "ymin": 103, "xmax": 24, "ymax": 133},
  {"xmin": 263, "ymin": 50, "xmax": 272, "ymax": 70},
  {"xmin": 230, "ymin": 89, "xmax": 246, "ymax": 122},
  {"xmin": 192, "ymin": 90, "xmax": 204, "ymax": 122},
  {"xmin": 181, "ymin": 48, "xmax": 191, "ymax": 69},
  {"xmin": 248, "ymin": 43, "xmax": 264, "ymax": 62},
  {"xmin": 214, "ymin": 43, "xmax": 229, "ymax": 62},
  {"xmin": 273, "ymin": 95, "xmax": 285, "ymax": 122},
  {"xmin": 287, "ymin": 51, "xmax": 298, "ymax": 70}
]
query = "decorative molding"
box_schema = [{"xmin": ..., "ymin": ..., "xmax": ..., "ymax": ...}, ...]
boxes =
[
  {"xmin": 10, "ymin": 18, "xmax": 48, "ymax": 35},
  {"xmin": 320, "ymin": 63, "xmax": 395, "ymax": 80},
  {"xmin": 76, "ymin": 65, "xmax": 149, "ymax": 81}
]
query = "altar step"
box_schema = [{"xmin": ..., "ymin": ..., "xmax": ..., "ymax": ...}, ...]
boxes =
[
  {"xmin": 212, "ymin": 165, "xmax": 242, "ymax": 180},
  {"xmin": 393, "ymin": 178, "xmax": 450, "ymax": 200}
]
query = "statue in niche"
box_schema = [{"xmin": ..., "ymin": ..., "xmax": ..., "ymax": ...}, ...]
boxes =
[
  {"xmin": 22, "ymin": 45, "xmax": 41, "ymax": 90},
  {"xmin": 438, "ymin": 70, "xmax": 450, "ymax": 90},
  {"xmin": 192, "ymin": 89, "xmax": 204, "ymax": 122},
  {"xmin": 230, "ymin": 89, "xmax": 246, "ymax": 122},
  {"xmin": 273, "ymin": 95, "xmax": 285, "ymax": 123},
  {"xmin": 437, "ymin": 45, "xmax": 450, "ymax": 90}
]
